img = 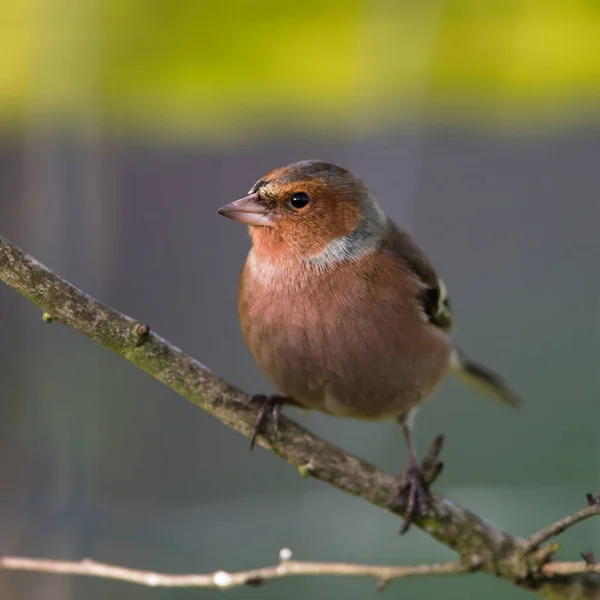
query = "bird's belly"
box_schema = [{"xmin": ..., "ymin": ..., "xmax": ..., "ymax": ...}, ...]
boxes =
[
  {"xmin": 242, "ymin": 301, "xmax": 451, "ymax": 421},
  {"xmin": 317, "ymin": 352, "xmax": 449, "ymax": 420}
]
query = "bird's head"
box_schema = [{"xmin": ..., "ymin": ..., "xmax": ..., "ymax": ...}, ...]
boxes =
[{"xmin": 218, "ymin": 160, "xmax": 385, "ymax": 264}]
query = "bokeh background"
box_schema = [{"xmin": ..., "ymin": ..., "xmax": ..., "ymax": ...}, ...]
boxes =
[{"xmin": 1, "ymin": 1, "xmax": 600, "ymax": 598}]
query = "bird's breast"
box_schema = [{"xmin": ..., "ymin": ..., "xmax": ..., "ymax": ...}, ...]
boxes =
[{"xmin": 238, "ymin": 250, "xmax": 451, "ymax": 420}]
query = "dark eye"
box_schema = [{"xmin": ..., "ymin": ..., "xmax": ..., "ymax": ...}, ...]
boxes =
[{"xmin": 289, "ymin": 192, "xmax": 310, "ymax": 210}]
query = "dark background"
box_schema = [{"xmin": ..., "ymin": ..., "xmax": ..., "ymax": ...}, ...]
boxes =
[{"xmin": 1, "ymin": 2, "xmax": 600, "ymax": 598}]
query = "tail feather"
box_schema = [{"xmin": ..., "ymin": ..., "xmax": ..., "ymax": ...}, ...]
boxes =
[{"xmin": 450, "ymin": 347, "xmax": 521, "ymax": 408}]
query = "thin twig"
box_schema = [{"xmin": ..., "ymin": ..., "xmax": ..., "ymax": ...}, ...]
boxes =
[
  {"xmin": 0, "ymin": 552, "xmax": 471, "ymax": 589},
  {"xmin": 543, "ymin": 561, "xmax": 600, "ymax": 577},
  {"xmin": 523, "ymin": 505, "xmax": 600, "ymax": 552}
]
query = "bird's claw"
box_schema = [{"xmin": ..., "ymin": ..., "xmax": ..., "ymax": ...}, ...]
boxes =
[
  {"xmin": 387, "ymin": 434, "xmax": 445, "ymax": 534},
  {"xmin": 393, "ymin": 465, "xmax": 430, "ymax": 534},
  {"xmin": 247, "ymin": 394, "xmax": 288, "ymax": 450}
]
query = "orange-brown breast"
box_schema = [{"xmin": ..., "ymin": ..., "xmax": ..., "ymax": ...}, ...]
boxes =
[{"xmin": 238, "ymin": 245, "xmax": 452, "ymax": 421}]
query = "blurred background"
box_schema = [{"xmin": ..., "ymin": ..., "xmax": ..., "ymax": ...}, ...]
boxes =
[{"xmin": 1, "ymin": 1, "xmax": 600, "ymax": 598}]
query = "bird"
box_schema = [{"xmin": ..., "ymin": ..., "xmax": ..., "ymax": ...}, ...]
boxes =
[{"xmin": 217, "ymin": 159, "xmax": 520, "ymax": 531}]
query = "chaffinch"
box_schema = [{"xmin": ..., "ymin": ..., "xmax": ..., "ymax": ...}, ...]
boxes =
[{"xmin": 218, "ymin": 160, "xmax": 520, "ymax": 531}]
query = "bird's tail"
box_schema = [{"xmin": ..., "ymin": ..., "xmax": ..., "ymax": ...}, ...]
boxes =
[{"xmin": 450, "ymin": 347, "xmax": 522, "ymax": 408}]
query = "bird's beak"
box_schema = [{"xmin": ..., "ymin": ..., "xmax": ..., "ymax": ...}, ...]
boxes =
[{"xmin": 217, "ymin": 194, "xmax": 274, "ymax": 227}]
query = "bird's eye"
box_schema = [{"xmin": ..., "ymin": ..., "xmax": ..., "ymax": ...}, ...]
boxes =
[{"xmin": 289, "ymin": 192, "xmax": 310, "ymax": 210}]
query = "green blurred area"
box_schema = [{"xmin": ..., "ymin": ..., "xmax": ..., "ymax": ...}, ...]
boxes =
[{"xmin": 1, "ymin": 0, "xmax": 600, "ymax": 136}]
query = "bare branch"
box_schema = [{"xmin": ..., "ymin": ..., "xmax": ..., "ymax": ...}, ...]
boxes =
[
  {"xmin": 543, "ymin": 561, "xmax": 600, "ymax": 577},
  {"xmin": 0, "ymin": 551, "xmax": 472, "ymax": 589},
  {"xmin": 523, "ymin": 505, "xmax": 600, "ymax": 552}
]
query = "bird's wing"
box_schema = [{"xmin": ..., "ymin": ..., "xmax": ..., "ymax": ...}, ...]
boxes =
[
  {"xmin": 384, "ymin": 220, "xmax": 521, "ymax": 407},
  {"xmin": 384, "ymin": 221, "xmax": 453, "ymax": 332}
]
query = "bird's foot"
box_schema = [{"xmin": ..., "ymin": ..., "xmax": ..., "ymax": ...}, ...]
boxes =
[
  {"xmin": 247, "ymin": 394, "xmax": 292, "ymax": 450},
  {"xmin": 387, "ymin": 434, "xmax": 445, "ymax": 534}
]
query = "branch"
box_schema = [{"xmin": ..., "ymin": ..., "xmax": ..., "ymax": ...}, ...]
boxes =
[
  {"xmin": 523, "ymin": 504, "xmax": 600, "ymax": 552},
  {"xmin": 1, "ymin": 233, "xmax": 599, "ymax": 599},
  {"xmin": 544, "ymin": 561, "xmax": 600, "ymax": 577},
  {"xmin": 0, "ymin": 549, "xmax": 471, "ymax": 590}
]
